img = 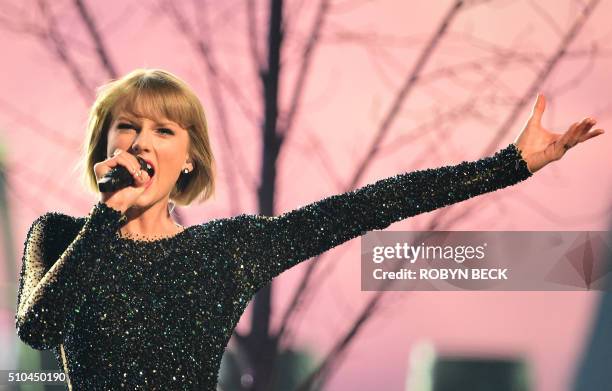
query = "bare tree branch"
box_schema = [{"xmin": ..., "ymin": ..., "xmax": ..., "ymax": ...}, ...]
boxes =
[
  {"xmin": 549, "ymin": 42, "xmax": 598, "ymax": 96},
  {"xmin": 163, "ymin": 0, "xmax": 258, "ymax": 213},
  {"xmin": 0, "ymin": 3, "xmax": 46, "ymax": 35},
  {"xmin": 163, "ymin": 1, "xmax": 260, "ymax": 126},
  {"xmin": 36, "ymin": 0, "xmax": 95, "ymax": 102},
  {"xmin": 73, "ymin": 0, "xmax": 118, "ymax": 78},
  {"xmin": 0, "ymin": 97, "xmax": 81, "ymax": 150},
  {"xmin": 277, "ymin": 0, "xmax": 468, "ymax": 352},
  {"xmin": 247, "ymin": 0, "xmax": 265, "ymax": 76},
  {"xmin": 528, "ymin": 0, "xmax": 565, "ymax": 37},
  {"xmin": 279, "ymin": 0, "xmax": 331, "ymax": 140},
  {"xmin": 290, "ymin": 3, "xmax": 603, "ymax": 384}
]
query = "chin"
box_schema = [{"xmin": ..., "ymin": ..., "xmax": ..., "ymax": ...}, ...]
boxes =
[{"xmin": 129, "ymin": 195, "xmax": 155, "ymax": 211}]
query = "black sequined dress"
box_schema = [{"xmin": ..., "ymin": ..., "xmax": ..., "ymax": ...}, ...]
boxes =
[{"xmin": 15, "ymin": 143, "xmax": 532, "ymax": 390}]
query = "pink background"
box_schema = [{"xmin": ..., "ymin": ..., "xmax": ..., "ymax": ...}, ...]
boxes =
[{"xmin": 1, "ymin": 1, "xmax": 611, "ymax": 390}]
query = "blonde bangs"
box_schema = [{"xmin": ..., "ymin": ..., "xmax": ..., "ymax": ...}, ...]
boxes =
[{"xmin": 111, "ymin": 81, "xmax": 195, "ymax": 130}]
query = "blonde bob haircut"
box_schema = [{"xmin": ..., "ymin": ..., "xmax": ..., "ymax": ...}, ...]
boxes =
[{"xmin": 75, "ymin": 68, "xmax": 216, "ymax": 207}]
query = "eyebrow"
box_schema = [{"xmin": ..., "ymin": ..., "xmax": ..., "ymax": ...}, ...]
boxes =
[{"xmin": 117, "ymin": 116, "xmax": 178, "ymax": 127}]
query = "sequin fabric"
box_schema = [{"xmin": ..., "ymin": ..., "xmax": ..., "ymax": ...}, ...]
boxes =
[{"xmin": 15, "ymin": 143, "xmax": 532, "ymax": 390}]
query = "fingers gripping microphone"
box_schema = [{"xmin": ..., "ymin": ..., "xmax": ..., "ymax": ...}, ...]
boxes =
[{"xmin": 98, "ymin": 156, "xmax": 155, "ymax": 193}]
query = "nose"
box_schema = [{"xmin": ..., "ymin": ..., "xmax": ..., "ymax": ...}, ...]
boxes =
[{"xmin": 129, "ymin": 126, "xmax": 153, "ymax": 155}]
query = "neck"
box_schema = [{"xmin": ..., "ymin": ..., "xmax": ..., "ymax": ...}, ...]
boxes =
[{"xmin": 120, "ymin": 198, "xmax": 182, "ymax": 237}]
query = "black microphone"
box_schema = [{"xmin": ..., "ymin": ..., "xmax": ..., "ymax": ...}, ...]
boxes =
[{"xmin": 98, "ymin": 155, "xmax": 155, "ymax": 193}]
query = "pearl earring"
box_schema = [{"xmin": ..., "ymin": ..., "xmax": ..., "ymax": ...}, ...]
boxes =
[{"xmin": 183, "ymin": 168, "xmax": 189, "ymax": 174}]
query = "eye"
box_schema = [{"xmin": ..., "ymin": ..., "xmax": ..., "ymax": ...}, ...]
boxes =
[
  {"xmin": 158, "ymin": 128, "xmax": 175, "ymax": 135},
  {"xmin": 117, "ymin": 122, "xmax": 135, "ymax": 130}
]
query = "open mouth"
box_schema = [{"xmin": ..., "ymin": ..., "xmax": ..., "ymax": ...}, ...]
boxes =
[
  {"xmin": 143, "ymin": 161, "xmax": 155, "ymax": 177},
  {"xmin": 136, "ymin": 156, "xmax": 156, "ymax": 177}
]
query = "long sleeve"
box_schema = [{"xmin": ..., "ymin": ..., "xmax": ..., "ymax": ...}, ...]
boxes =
[
  {"xmin": 15, "ymin": 201, "xmax": 126, "ymax": 350},
  {"xmin": 224, "ymin": 142, "xmax": 533, "ymax": 294}
]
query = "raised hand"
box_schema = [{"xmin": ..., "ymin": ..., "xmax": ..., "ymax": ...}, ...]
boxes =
[
  {"xmin": 94, "ymin": 148, "xmax": 152, "ymax": 213},
  {"xmin": 513, "ymin": 93, "xmax": 605, "ymax": 174}
]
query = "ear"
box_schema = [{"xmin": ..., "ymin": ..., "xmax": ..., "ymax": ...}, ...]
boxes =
[{"xmin": 185, "ymin": 155, "xmax": 194, "ymax": 172}]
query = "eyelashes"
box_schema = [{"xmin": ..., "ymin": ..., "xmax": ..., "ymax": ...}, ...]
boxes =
[
  {"xmin": 117, "ymin": 123, "xmax": 134, "ymax": 130},
  {"xmin": 117, "ymin": 123, "xmax": 174, "ymax": 135}
]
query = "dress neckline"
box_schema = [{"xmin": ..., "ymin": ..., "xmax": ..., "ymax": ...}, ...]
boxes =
[{"xmin": 114, "ymin": 224, "xmax": 192, "ymax": 244}]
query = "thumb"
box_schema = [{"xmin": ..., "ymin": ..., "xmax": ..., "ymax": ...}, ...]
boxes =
[{"xmin": 530, "ymin": 93, "xmax": 546, "ymax": 125}]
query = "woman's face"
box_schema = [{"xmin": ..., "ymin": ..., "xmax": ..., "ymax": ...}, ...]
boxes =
[{"xmin": 106, "ymin": 110, "xmax": 192, "ymax": 209}]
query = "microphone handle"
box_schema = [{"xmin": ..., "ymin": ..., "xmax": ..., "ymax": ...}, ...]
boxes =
[
  {"xmin": 98, "ymin": 165, "xmax": 135, "ymax": 193},
  {"xmin": 98, "ymin": 156, "xmax": 152, "ymax": 193}
]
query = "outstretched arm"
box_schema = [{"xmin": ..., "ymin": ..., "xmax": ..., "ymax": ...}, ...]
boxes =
[
  {"xmin": 224, "ymin": 142, "xmax": 532, "ymax": 294},
  {"xmin": 224, "ymin": 93, "xmax": 605, "ymax": 295},
  {"xmin": 15, "ymin": 202, "xmax": 125, "ymax": 350}
]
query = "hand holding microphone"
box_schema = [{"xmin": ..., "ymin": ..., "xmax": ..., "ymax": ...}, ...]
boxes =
[{"xmin": 95, "ymin": 149, "xmax": 155, "ymax": 214}]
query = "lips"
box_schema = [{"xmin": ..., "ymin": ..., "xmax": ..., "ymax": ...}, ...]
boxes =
[
  {"xmin": 144, "ymin": 175, "xmax": 154, "ymax": 188},
  {"xmin": 138, "ymin": 157, "xmax": 156, "ymax": 177}
]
